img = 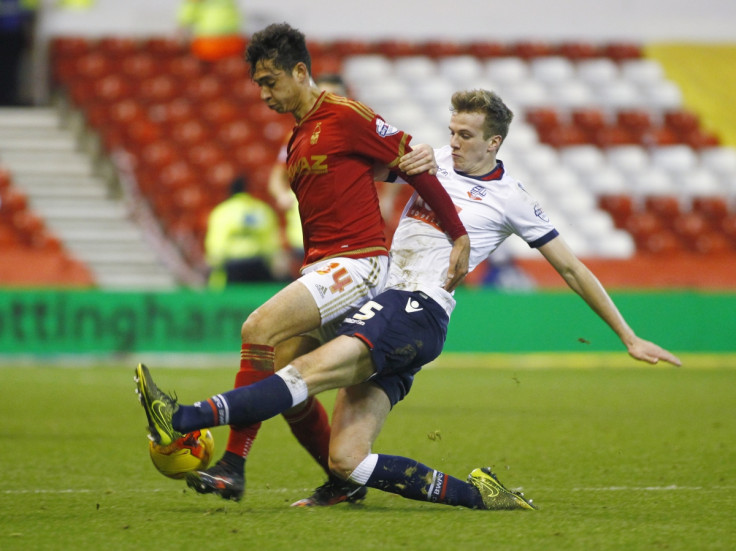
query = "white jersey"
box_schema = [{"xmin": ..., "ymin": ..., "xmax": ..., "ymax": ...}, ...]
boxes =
[{"xmin": 387, "ymin": 145, "xmax": 558, "ymax": 316}]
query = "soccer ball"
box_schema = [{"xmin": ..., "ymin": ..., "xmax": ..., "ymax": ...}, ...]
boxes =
[{"xmin": 148, "ymin": 429, "xmax": 215, "ymax": 479}]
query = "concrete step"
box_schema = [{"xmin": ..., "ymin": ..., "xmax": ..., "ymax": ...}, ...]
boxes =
[{"xmin": 30, "ymin": 197, "xmax": 128, "ymax": 219}]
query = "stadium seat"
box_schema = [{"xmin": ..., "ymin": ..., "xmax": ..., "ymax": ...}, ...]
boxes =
[
  {"xmin": 485, "ymin": 57, "xmax": 530, "ymax": 86},
  {"xmin": 529, "ymin": 56, "xmax": 576, "ymax": 85},
  {"xmin": 211, "ymin": 56, "xmax": 250, "ymax": 82},
  {"xmin": 625, "ymin": 211, "xmax": 665, "ymax": 245},
  {"xmin": 393, "ymin": 56, "xmax": 437, "ymax": 83},
  {"xmin": 558, "ymin": 41, "xmax": 600, "ymax": 60},
  {"xmin": 603, "ymin": 42, "xmax": 643, "ymax": 61},
  {"xmin": 549, "ymin": 81, "xmax": 595, "ymax": 109},
  {"xmin": 437, "ymin": 56, "xmax": 484, "ymax": 86},
  {"xmin": 512, "ymin": 41, "xmax": 556, "ymax": 59},
  {"xmin": 467, "ymin": 42, "xmax": 510, "ymax": 58},
  {"xmin": 663, "ymin": 109, "xmax": 700, "ymax": 135},
  {"xmin": 539, "ymin": 124, "xmax": 589, "ymax": 147},
  {"xmin": 559, "ymin": 145, "xmax": 606, "ymax": 175},
  {"xmin": 596, "ymin": 80, "xmax": 641, "ymax": 110},
  {"xmin": 572, "ymin": 108, "xmax": 608, "ymax": 134},
  {"xmin": 644, "ymin": 195, "xmax": 682, "ymax": 224},
  {"xmin": 677, "ymin": 167, "xmax": 723, "ymax": 197},
  {"xmin": 682, "ymin": 129, "xmax": 720, "ymax": 149},
  {"xmin": 376, "ymin": 40, "xmax": 420, "ymax": 58},
  {"xmin": 606, "ymin": 144, "xmax": 650, "ymax": 175},
  {"xmin": 593, "ymin": 125, "xmax": 639, "ymax": 147},
  {"xmin": 616, "ymin": 109, "xmax": 654, "ymax": 139},
  {"xmin": 97, "ymin": 36, "xmax": 140, "ymax": 58},
  {"xmin": 576, "ymin": 58, "xmax": 619, "ymax": 87},
  {"xmin": 700, "ymin": 146, "xmax": 736, "ymax": 177},
  {"xmin": 650, "ymin": 145, "xmax": 699, "ymax": 174},
  {"xmin": 200, "ymin": 98, "xmax": 241, "ymax": 126},
  {"xmin": 631, "ymin": 167, "xmax": 674, "ymax": 197},
  {"xmin": 421, "ymin": 40, "xmax": 467, "ymax": 58},
  {"xmin": 167, "ymin": 56, "xmax": 207, "ymax": 80},
  {"xmin": 692, "ymin": 196, "xmax": 730, "ymax": 223},
  {"xmin": 329, "ymin": 39, "xmax": 373, "ymax": 57},
  {"xmin": 643, "ymin": 81, "xmax": 683, "ymax": 110},
  {"xmin": 148, "ymin": 97, "xmax": 196, "ymax": 126},
  {"xmin": 217, "ymin": 120, "xmax": 256, "ymax": 148},
  {"xmin": 142, "ymin": 37, "xmax": 187, "ymax": 58},
  {"xmin": 121, "ymin": 52, "xmax": 159, "ymax": 80},
  {"xmin": 620, "ymin": 59, "xmax": 664, "ymax": 86},
  {"xmin": 598, "ymin": 194, "xmax": 635, "ymax": 226},
  {"xmin": 138, "ymin": 75, "xmax": 180, "ymax": 103},
  {"xmin": 342, "ymin": 55, "xmax": 393, "ymax": 86},
  {"xmin": 640, "ymin": 229, "xmax": 683, "ymax": 254},
  {"xmin": 586, "ymin": 166, "xmax": 628, "ymax": 195},
  {"xmin": 169, "ymin": 119, "xmax": 211, "ymax": 147},
  {"xmin": 185, "ymin": 75, "xmax": 224, "ymax": 102},
  {"xmin": 672, "ymin": 211, "xmax": 712, "ymax": 250}
]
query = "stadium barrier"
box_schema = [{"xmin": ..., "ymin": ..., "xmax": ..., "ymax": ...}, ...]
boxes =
[{"xmin": 0, "ymin": 287, "xmax": 733, "ymax": 356}]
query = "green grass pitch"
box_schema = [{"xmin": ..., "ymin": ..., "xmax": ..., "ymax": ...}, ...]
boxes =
[{"xmin": 1, "ymin": 360, "xmax": 735, "ymax": 550}]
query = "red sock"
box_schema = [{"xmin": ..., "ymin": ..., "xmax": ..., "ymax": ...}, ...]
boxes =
[
  {"xmin": 225, "ymin": 343, "xmax": 275, "ymax": 459},
  {"xmin": 283, "ymin": 396, "xmax": 331, "ymax": 475}
]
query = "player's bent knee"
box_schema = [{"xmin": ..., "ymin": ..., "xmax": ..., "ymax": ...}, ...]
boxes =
[{"xmin": 328, "ymin": 453, "xmax": 363, "ymax": 481}]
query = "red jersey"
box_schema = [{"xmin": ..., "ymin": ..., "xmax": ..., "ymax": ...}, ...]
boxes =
[{"xmin": 286, "ymin": 92, "xmax": 410, "ymax": 267}]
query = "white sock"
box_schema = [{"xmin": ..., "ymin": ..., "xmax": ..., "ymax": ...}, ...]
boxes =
[
  {"xmin": 275, "ymin": 365, "xmax": 309, "ymax": 406},
  {"xmin": 348, "ymin": 453, "xmax": 379, "ymax": 485}
]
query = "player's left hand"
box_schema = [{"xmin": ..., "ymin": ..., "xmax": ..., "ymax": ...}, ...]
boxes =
[
  {"xmin": 627, "ymin": 337, "xmax": 682, "ymax": 366},
  {"xmin": 444, "ymin": 234, "xmax": 470, "ymax": 292},
  {"xmin": 399, "ymin": 144, "xmax": 437, "ymax": 176}
]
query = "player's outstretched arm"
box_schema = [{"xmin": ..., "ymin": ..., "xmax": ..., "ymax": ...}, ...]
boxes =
[{"xmin": 538, "ymin": 237, "xmax": 682, "ymax": 367}]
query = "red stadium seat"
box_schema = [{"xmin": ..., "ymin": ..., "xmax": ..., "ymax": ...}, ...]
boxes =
[
  {"xmin": 692, "ymin": 231, "xmax": 734, "ymax": 254},
  {"xmin": 142, "ymin": 37, "xmax": 187, "ymax": 58},
  {"xmin": 721, "ymin": 214, "xmax": 736, "ymax": 246},
  {"xmin": 185, "ymin": 75, "xmax": 224, "ymax": 102},
  {"xmin": 121, "ymin": 52, "xmax": 159, "ymax": 81},
  {"xmin": 97, "ymin": 36, "xmax": 140, "ymax": 58},
  {"xmin": 217, "ymin": 120, "xmax": 256, "ymax": 148},
  {"xmin": 640, "ymin": 229, "xmax": 683, "ymax": 254},
  {"xmin": 644, "ymin": 195, "xmax": 682, "ymax": 225},
  {"xmin": 625, "ymin": 211, "xmax": 665, "ymax": 246},
  {"xmin": 616, "ymin": 109, "xmax": 654, "ymax": 139},
  {"xmin": 558, "ymin": 41, "xmax": 601, "ymax": 60},
  {"xmin": 672, "ymin": 212, "xmax": 713, "ymax": 250},
  {"xmin": 512, "ymin": 41, "xmax": 556, "ymax": 59},
  {"xmin": 663, "ymin": 109, "xmax": 700, "ymax": 134},
  {"xmin": 329, "ymin": 39, "xmax": 374, "ymax": 57},
  {"xmin": 187, "ymin": 143, "xmax": 227, "ymax": 171},
  {"xmin": 592, "ymin": 125, "xmax": 638, "ymax": 147},
  {"xmin": 167, "ymin": 55, "xmax": 207, "ymax": 80},
  {"xmin": 169, "ymin": 119, "xmax": 211, "ymax": 147},
  {"xmin": 572, "ymin": 108, "xmax": 608, "ymax": 134},
  {"xmin": 603, "ymin": 42, "xmax": 643, "ymax": 61},
  {"xmin": 526, "ymin": 107, "xmax": 563, "ymax": 132},
  {"xmin": 598, "ymin": 194, "xmax": 635, "ymax": 227},
  {"xmin": 642, "ymin": 127, "xmax": 680, "ymax": 147},
  {"xmin": 539, "ymin": 125, "xmax": 590, "ymax": 147},
  {"xmin": 692, "ymin": 196, "xmax": 729, "ymax": 223},
  {"xmin": 140, "ymin": 140, "xmax": 182, "ymax": 171},
  {"xmin": 467, "ymin": 42, "xmax": 510, "ymax": 58},
  {"xmin": 138, "ymin": 75, "xmax": 181, "ymax": 103},
  {"xmin": 682, "ymin": 129, "xmax": 720, "ymax": 149},
  {"xmin": 376, "ymin": 40, "xmax": 420, "ymax": 58},
  {"xmin": 420, "ymin": 40, "xmax": 467, "ymax": 58},
  {"xmin": 200, "ymin": 97, "xmax": 241, "ymax": 126}
]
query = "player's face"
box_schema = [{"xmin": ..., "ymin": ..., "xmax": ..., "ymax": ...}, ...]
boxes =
[
  {"xmin": 252, "ymin": 59, "xmax": 304, "ymax": 115},
  {"xmin": 448, "ymin": 111, "xmax": 499, "ymax": 176}
]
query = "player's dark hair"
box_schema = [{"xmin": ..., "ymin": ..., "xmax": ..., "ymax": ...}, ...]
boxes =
[
  {"xmin": 245, "ymin": 22, "xmax": 312, "ymax": 77},
  {"xmin": 451, "ymin": 90, "xmax": 514, "ymax": 143}
]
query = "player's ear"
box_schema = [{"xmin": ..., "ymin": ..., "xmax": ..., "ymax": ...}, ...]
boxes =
[
  {"xmin": 487, "ymin": 135, "xmax": 502, "ymax": 153},
  {"xmin": 292, "ymin": 62, "xmax": 310, "ymax": 84}
]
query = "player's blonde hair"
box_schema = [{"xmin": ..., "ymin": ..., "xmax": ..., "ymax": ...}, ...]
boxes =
[{"xmin": 451, "ymin": 90, "xmax": 514, "ymax": 143}]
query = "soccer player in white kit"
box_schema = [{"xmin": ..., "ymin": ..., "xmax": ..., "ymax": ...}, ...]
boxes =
[{"xmin": 137, "ymin": 89, "xmax": 681, "ymax": 510}]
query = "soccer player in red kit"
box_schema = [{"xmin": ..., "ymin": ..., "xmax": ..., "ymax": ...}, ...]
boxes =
[{"xmin": 180, "ymin": 22, "xmax": 470, "ymax": 502}]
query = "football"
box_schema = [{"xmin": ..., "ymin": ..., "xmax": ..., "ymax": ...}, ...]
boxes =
[{"xmin": 148, "ymin": 429, "xmax": 215, "ymax": 479}]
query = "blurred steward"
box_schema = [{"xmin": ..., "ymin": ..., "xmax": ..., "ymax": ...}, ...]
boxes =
[
  {"xmin": 177, "ymin": 0, "xmax": 244, "ymax": 62},
  {"xmin": 205, "ymin": 175, "xmax": 287, "ymax": 288},
  {"xmin": 0, "ymin": 0, "xmax": 38, "ymax": 105}
]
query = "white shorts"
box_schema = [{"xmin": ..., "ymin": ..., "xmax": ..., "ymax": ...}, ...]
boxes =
[{"xmin": 298, "ymin": 255, "xmax": 389, "ymax": 344}]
